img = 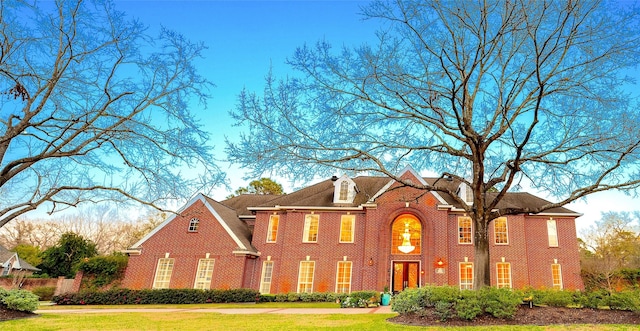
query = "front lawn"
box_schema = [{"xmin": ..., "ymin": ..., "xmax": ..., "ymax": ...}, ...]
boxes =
[{"xmin": 1, "ymin": 312, "xmax": 637, "ymax": 330}]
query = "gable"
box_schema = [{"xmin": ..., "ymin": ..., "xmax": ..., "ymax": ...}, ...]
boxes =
[
  {"xmin": 370, "ymin": 165, "xmax": 449, "ymax": 205},
  {"xmin": 130, "ymin": 194, "xmax": 256, "ymax": 254}
]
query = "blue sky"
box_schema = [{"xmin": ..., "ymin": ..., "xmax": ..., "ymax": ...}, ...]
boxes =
[{"xmin": 114, "ymin": 0, "xmax": 638, "ymax": 233}]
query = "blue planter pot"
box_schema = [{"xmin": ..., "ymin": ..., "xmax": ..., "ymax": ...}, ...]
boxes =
[{"xmin": 381, "ymin": 293, "xmax": 391, "ymax": 306}]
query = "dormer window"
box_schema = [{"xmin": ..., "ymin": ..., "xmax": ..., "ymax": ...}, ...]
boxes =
[
  {"xmin": 339, "ymin": 181, "xmax": 349, "ymax": 200},
  {"xmin": 457, "ymin": 182, "xmax": 473, "ymax": 205},
  {"xmin": 188, "ymin": 218, "xmax": 200, "ymax": 232},
  {"xmin": 333, "ymin": 175, "xmax": 357, "ymax": 204}
]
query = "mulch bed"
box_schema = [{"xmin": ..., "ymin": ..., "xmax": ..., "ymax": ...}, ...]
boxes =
[
  {"xmin": 389, "ymin": 306, "xmax": 640, "ymax": 326},
  {"xmin": 0, "ymin": 305, "xmax": 37, "ymax": 321}
]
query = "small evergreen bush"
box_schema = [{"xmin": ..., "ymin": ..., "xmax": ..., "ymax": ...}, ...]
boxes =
[
  {"xmin": 456, "ymin": 290, "xmax": 482, "ymax": 320},
  {"xmin": 2, "ymin": 289, "xmax": 39, "ymax": 312},
  {"xmin": 434, "ymin": 301, "xmax": 454, "ymax": 321},
  {"xmin": 31, "ymin": 286, "xmax": 56, "ymax": 301},
  {"xmin": 259, "ymin": 294, "xmax": 276, "ymax": 302},
  {"xmin": 538, "ymin": 289, "xmax": 576, "ymax": 307},
  {"xmin": 478, "ymin": 287, "xmax": 521, "ymax": 319},
  {"xmin": 608, "ymin": 290, "xmax": 640, "ymax": 312},
  {"xmin": 391, "ymin": 287, "xmax": 428, "ymax": 314}
]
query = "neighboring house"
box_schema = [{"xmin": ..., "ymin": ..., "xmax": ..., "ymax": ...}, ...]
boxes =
[
  {"xmin": 122, "ymin": 166, "xmax": 584, "ymax": 293},
  {"xmin": 0, "ymin": 245, "xmax": 40, "ymax": 277}
]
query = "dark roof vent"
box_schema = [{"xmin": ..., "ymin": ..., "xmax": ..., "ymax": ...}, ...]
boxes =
[{"xmin": 331, "ymin": 175, "xmax": 339, "ymax": 181}]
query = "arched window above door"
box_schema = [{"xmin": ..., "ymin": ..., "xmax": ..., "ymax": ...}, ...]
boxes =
[{"xmin": 391, "ymin": 214, "xmax": 422, "ymax": 255}]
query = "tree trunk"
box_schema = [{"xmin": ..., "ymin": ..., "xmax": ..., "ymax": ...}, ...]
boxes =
[{"xmin": 473, "ymin": 217, "xmax": 491, "ymax": 289}]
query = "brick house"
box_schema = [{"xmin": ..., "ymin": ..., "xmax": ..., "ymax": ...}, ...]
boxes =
[
  {"xmin": 0, "ymin": 245, "xmax": 40, "ymax": 277},
  {"xmin": 121, "ymin": 166, "xmax": 584, "ymax": 292}
]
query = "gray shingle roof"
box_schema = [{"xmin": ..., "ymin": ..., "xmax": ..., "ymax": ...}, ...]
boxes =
[
  {"xmin": 0, "ymin": 245, "xmax": 40, "ymax": 272},
  {"xmin": 240, "ymin": 176, "xmax": 577, "ymax": 214},
  {"xmin": 204, "ymin": 196, "xmax": 258, "ymax": 254}
]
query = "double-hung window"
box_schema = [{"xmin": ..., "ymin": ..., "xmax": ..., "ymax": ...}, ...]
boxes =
[
  {"xmin": 547, "ymin": 219, "xmax": 559, "ymax": 247},
  {"xmin": 496, "ymin": 262, "xmax": 512, "ymax": 288},
  {"xmin": 335, "ymin": 261, "xmax": 352, "ymax": 293},
  {"xmin": 494, "ymin": 217, "xmax": 508, "ymax": 245},
  {"xmin": 260, "ymin": 261, "xmax": 274, "ymax": 294},
  {"xmin": 458, "ymin": 217, "xmax": 472, "ymax": 244},
  {"xmin": 194, "ymin": 259, "xmax": 215, "ymax": 290},
  {"xmin": 551, "ymin": 264, "xmax": 563, "ymax": 289},
  {"xmin": 152, "ymin": 258, "xmax": 174, "ymax": 289},
  {"xmin": 297, "ymin": 261, "xmax": 315, "ymax": 293},
  {"xmin": 459, "ymin": 262, "xmax": 473, "ymax": 290},
  {"xmin": 303, "ymin": 214, "xmax": 319, "ymax": 243},
  {"xmin": 266, "ymin": 215, "xmax": 279, "ymax": 243},
  {"xmin": 339, "ymin": 215, "xmax": 355, "ymax": 243}
]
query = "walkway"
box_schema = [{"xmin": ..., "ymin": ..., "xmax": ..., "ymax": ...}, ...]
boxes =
[{"xmin": 36, "ymin": 305, "xmax": 394, "ymax": 315}]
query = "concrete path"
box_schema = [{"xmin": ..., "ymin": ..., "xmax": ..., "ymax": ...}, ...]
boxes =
[{"xmin": 36, "ymin": 305, "xmax": 395, "ymax": 315}]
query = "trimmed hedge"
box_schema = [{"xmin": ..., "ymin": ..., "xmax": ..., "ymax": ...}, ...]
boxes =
[
  {"xmin": 53, "ymin": 288, "xmax": 260, "ymax": 305},
  {"xmin": 392, "ymin": 286, "xmax": 640, "ymax": 321}
]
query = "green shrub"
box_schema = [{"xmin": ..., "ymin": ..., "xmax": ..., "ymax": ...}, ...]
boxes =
[
  {"xmin": 434, "ymin": 301, "xmax": 454, "ymax": 321},
  {"xmin": 578, "ymin": 289, "xmax": 608, "ymax": 309},
  {"xmin": 259, "ymin": 294, "xmax": 276, "ymax": 302},
  {"xmin": 478, "ymin": 287, "xmax": 521, "ymax": 319},
  {"xmin": 52, "ymin": 288, "xmax": 260, "ymax": 305},
  {"xmin": 427, "ymin": 286, "xmax": 459, "ymax": 306},
  {"xmin": 298, "ymin": 292, "xmax": 313, "ymax": 302},
  {"xmin": 77, "ymin": 254, "xmax": 128, "ymax": 289},
  {"xmin": 456, "ymin": 290, "xmax": 482, "ymax": 320},
  {"xmin": 391, "ymin": 287, "xmax": 428, "ymax": 314},
  {"xmin": 286, "ymin": 292, "xmax": 299, "ymax": 302},
  {"xmin": 2, "ymin": 289, "xmax": 39, "ymax": 312},
  {"xmin": 31, "ymin": 286, "xmax": 56, "ymax": 301},
  {"xmin": 608, "ymin": 290, "xmax": 640, "ymax": 312},
  {"xmin": 274, "ymin": 293, "xmax": 288, "ymax": 302},
  {"xmin": 538, "ymin": 289, "xmax": 576, "ymax": 307}
]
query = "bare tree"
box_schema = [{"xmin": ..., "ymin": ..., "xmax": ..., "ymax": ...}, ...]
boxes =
[
  {"xmin": 0, "ymin": 0, "xmax": 224, "ymax": 228},
  {"xmin": 227, "ymin": 0, "xmax": 640, "ymax": 288},
  {"xmin": 0, "ymin": 208, "xmax": 167, "ymax": 254},
  {"xmin": 580, "ymin": 211, "xmax": 640, "ymax": 290}
]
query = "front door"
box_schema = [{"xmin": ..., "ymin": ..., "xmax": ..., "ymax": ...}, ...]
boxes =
[{"xmin": 392, "ymin": 261, "xmax": 419, "ymax": 292}]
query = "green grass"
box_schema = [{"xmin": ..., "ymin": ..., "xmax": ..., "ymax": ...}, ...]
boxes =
[{"xmin": 2, "ymin": 313, "xmax": 638, "ymax": 331}]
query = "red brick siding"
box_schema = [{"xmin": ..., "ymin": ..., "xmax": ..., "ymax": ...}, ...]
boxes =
[
  {"xmin": 122, "ymin": 184, "xmax": 584, "ymax": 292},
  {"xmin": 121, "ymin": 200, "xmax": 248, "ymax": 289}
]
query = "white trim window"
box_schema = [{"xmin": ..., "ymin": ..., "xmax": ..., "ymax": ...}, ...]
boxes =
[
  {"xmin": 339, "ymin": 181, "xmax": 349, "ymax": 200},
  {"xmin": 335, "ymin": 261, "xmax": 352, "ymax": 293},
  {"xmin": 552, "ymin": 264, "xmax": 563, "ymax": 290},
  {"xmin": 494, "ymin": 217, "xmax": 508, "ymax": 245},
  {"xmin": 303, "ymin": 214, "xmax": 319, "ymax": 243},
  {"xmin": 194, "ymin": 259, "xmax": 215, "ymax": 290},
  {"xmin": 496, "ymin": 262, "xmax": 512, "ymax": 288},
  {"xmin": 152, "ymin": 258, "xmax": 175, "ymax": 289},
  {"xmin": 339, "ymin": 215, "xmax": 355, "ymax": 243},
  {"xmin": 297, "ymin": 261, "xmax": 315, "ymax": 293},
  {"xmin": 188, "ymin": 218, "xmax": 200, "ymax": 232},
  {"xmin": 547, "ymin": 219, "xmax": 559, "ymax": 247},
  {"xmin": 459, "ymin": 262, "xmax": 473, "ymax": 290},
  {"xmin": 266, "ymin": 215, "xmax": 279, "ymax": 243},
  {"xmin": 260, "ymin": 261, "xmax": 274, "ymax": 294},
  {"xmin": 458, "ymin": 217, "xmax": 472, "ymax": 244}
]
